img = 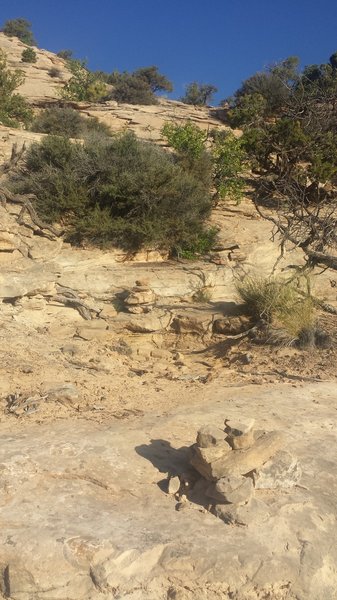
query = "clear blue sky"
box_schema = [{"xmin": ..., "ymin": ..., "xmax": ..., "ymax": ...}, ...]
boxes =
[{"xmin": 1, "ymin": 0, "xmax": 337, "ymax": 103}]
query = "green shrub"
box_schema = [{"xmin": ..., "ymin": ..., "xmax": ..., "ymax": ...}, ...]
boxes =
[
  {"xmin": 133, "ymin": 65, "xmax": 173, "ymax": 93},
  {"xmin": 162, "ymin": 121, "xmax": 207, "ymax": 158},
  {"xmin": 180, "ymin": 82, "xmax": 217, "ymax": 106},
  {"xmin": 60, "ymin": 60, "xmax": 107, "ymax": 102},
  {"xmin": 0, "ymin": 49, "xmax": 32, "ymax": 127},
  {"xmin": 30, "ymin": 107, "xmax": 112, "ymax": 139},
  {"xmin": 2, "ymin": 18, "xmax": 36, "ymax": 46},
  {"xmin": 162, "ymin": 122, "xmax": 246, "ymax": 203},
  {"xmin": 11, "ymin": 132, "xmax": 213, "ymax": 253},
  {"xmin": 211, "ymin": 131, "xmax": 246, "ymax": 203},
  {"xmin": 109, "ymin": 66, "xmax": 172, "ymax": 104},
  {"xmin": 111, "ymin": 73, "xmax": 156, "ymax": 104},
  {"xmin": 21, "ymin": 47, "xmax": 37, "ymax": 63}
]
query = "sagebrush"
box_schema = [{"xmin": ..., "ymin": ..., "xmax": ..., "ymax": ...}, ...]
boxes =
[{"xmin": 11, "ymin": 132, "xmax": 214, "ymax": 254}]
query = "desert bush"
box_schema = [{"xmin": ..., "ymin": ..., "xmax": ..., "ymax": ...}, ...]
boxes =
[
  {"xmin": 133, "ymin": 65, "xmax": 173, "ymax": 93},
  {"xmin": 30, "ymin": 107, "xmax": 112, "ymax": 139},
  {"xmin": 48, "ymin": 67, "xmax": 61, "ymax": 78},
  {"xmin": 0, "ymin": 49, "xmax": 32, "ymax": 127},
  {"xmin": 180, "ymin": 82, "xmax": 217, "ymax": 106},
  {"xmin": 2, "ymin": 18, "xmax": 36, "ymax": 46},
  {"xmin": 109, "ymin": 66, "xmax": 172, "ymax": 104},
  {"xmin": 236, "ymin": 275, "xmax": 316, "ymax": 343},
  {"xmin": 57, "ymin": 49, "xmax": 73, "ymax": 60},
  {"xmin": 21, "ymin": 47, "xmax": 37, "ymax": 63},
  {"xmin": 111, "ymin": 73, "xmax": 156, "ymax": 104},
  {"xmin": 60, "ymin": 60, "xmax": 107, "ymax": 102},
  {"xmin": 11, "ymin": 132, "xmax": 213, "ymax": 253}
]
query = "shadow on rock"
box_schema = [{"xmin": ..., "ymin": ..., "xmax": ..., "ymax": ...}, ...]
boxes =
[{"xmin": 135, "ymin": 439, "xmax": 191, "ymax": 476}]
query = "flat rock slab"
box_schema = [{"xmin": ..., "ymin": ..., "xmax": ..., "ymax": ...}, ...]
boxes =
[{"xmin": 0, "ymin": 383, "xmax": 337, "ymax": 599}]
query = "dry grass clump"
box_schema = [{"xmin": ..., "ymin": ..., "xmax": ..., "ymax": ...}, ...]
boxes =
[{"xmin": 236, "ymin": 275, "xmax": 318, "ymax": 346}]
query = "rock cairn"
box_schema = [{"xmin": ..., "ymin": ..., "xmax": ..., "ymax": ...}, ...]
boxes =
[
  {"xmin": 124, "ymin": 280, "xmax": 156, "ymax": 314},
  {"xmin": 168, "ymin": 418, "xmax": 302, "ymax": 525}
]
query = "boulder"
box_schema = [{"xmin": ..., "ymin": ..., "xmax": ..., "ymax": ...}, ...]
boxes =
[{"xmin": 253, "ymin": 450, "xmax": 302, "ymax": 489}]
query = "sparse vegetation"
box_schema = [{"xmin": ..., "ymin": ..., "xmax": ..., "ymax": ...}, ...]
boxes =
[
  {"xmin": 10, "ymin": 132, "xmax": 214, "ymax": 253},
  {"xmin": 30, "ymin": 107, "xmax": 112, "ymax": 139},
  {"xmin": 21, "ymin": 47, "xmax": 37, "ymax": 63},
  {"xmin": 48, "ymin": 67, "xmax": 61, "ymax": 78},
  {"xmin": 0, "ymin": 49, "xmax": 33, "ymax": 127},
  {"xmin": 57, "ymin": 49, "xmax": 73, "ymax": 60},
  {"xmin": 2, "ymin": 18, "xmax": 36, "ymax": 46},
  {"xmin": 236, "ymin": 275, "xmax": 317, "ymax": 345}
]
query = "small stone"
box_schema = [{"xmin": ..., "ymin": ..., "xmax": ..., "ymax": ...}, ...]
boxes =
[
  {"xmin": 253, "ymin": 450, "xmax": 302, "ymax": 489},
  {"xmin": 224, "ymin": 418, "xmax": 255, "ymax": 437},
  {"xmin": 228, "ymin": 430, "xmax": 255, "ymax": 450},
  {"xmin": 61, "ymin": 344, "xmax": 79, "ymax": 356},
  {"xmin": 179, "ymin": 470, "xmax": 200, "ymax": 491},
  {"xmin": 197, "ymin": 425, "xmax": 227, "ymax": 448},
  {"xmin": 135, "ymin": 279, "xmax": 149, "ymax": 287},
  {"xmin": 172, "ymin": 352, "xmax": 185, "ymax": 361},
  {"xmin": 206, "ymin": 475, "xmax": 254, "ymax": 505},
  {"xmin": 166, "ymin": 476, "xmax": 181, "ymax": 495},
  {"xmin": 175, "ymin": 502, "xmax": 187, "ymax": 511}
]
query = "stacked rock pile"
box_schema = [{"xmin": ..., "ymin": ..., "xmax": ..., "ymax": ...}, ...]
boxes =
[
  {"xmin": 124, "ymin": 280, "xmax": 156, "ymax": 314},
  {"xmin": 169, "ymin": 419, "xmax": 302, "ymax": 525}
]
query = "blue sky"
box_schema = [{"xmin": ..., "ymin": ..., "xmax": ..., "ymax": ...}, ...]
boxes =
[{"xmin": 1, "ymin": 0, "xmax": 337, "ymax": 103}]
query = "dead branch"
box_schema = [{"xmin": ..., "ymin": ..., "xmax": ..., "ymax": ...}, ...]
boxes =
[{"xmin": 0, "ymin": 185, "xmax": 63, "ymax": 238}]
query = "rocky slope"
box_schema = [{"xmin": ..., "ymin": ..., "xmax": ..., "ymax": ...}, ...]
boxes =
[
  {"xmin": 1, "ymin": 32, "xmax": 337, "ymax": 600},
  {"xmin": 0, "ymin": 32, "xmax": 232, "ymax": 145}
]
